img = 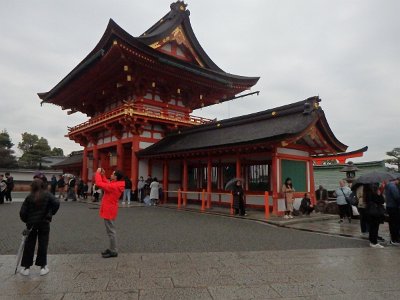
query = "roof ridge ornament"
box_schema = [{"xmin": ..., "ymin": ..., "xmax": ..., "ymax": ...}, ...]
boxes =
[{"xmin": 170, "ymin": 1, "xmax": 187, "ymax": 12}]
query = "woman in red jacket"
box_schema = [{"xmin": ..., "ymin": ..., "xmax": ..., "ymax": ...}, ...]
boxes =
[{"xmin": 95, "ymin": 168, "xmax": 125, "ymax": 258}]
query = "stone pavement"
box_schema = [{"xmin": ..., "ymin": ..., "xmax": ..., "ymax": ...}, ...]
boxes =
[
  {"xmin": 1, "ymin": 195, "xmax": 398, "ymax": 299},
  {"xmin": 2, "ymin": 248, "xmax": 400, "ymax": 299}
]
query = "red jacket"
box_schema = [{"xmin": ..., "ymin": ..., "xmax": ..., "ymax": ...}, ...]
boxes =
[{"xmin": 95, "ymin": 173, "xmax": 125, "ymax": 220}]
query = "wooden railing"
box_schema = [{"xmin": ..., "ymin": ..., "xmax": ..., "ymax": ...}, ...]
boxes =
[{"xmin": 68, "ymin": 104, "xmax": 213, "ymax": 133}]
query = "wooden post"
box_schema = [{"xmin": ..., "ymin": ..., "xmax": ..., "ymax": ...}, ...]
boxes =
[
  {"xmin": 308, "ymin": 159, "xmax": 316, "ymax": 205},
  {"xmin": 207, "ymin": 157, "xmax": 212, "ymax": 209},
  {"xmin": 236, "ymin": 155, "xmax": 241, "ymax": 178},
  {"xmin": 131, "ymin": 140, "xmax": 139, "ymax": 189},
  {"xmin": 271, "ymin": 151, "xmax": 278, "ymax": 215},
  {"xmin": 230, "ymin": 193, "xmax": 234, "ymax": 215},
  {"xmin": 264, "ymin": 191, "xmax": 270, "ymax": 220},
  {"xmin": 117, "ymin": 140, "xmax": 123, "ymax": 171},
  {"xmin": 82, "ymin": 147, "xmax": 88, "ymax": 182},
  {"xmin": 163, "ymin": 160, "xmax": 168, "ymax": 204},
  {"xmin": 93, "ymin": 144, "xmax": 99, "ymax": 171},
  {"xmin": 177, "ymin": 188, "xmax": 181, "ymax": 209},
  {"xmin": 201, "ymin": 189, "xmax": 206, "ymax": 212},
  {"xmin": 183, "ymin": 159, "xmax": 188, "ymax": 205}
]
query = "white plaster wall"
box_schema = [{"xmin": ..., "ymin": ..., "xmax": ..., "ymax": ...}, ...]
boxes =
[
  {"xmin": 152, "ymin": 161, "xmax": 163, "ymax": 180},
  {"xmin": 138, "ymin": 159, "xmax": 148, "ymax": 178},
  {"xmin": 277, "ymin": 147, "xmax": 309, "ymax": 157},
  {"xmin": 139, "ymin": 141, "xmax": 154, "ymax": 149}
]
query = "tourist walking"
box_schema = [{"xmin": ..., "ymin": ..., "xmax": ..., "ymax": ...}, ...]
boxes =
[
  {"xmin": 385, "ymin": 178, "xmax": 400, "ymax": 246},
  {"xmin": 300, "ymin": 193, "xmax": 314, "ymax": 215},
  {"xmin": 137, "ymin": 176, "xmax": 145, "ymax": 203},
  {"xmin": 122, "ymin": 176, "xmax": 132, "ymax": 205},
  {"xmin": 0, "ymin": 174, "xmax": 7, "ymax": 204},
  {"xmin": 282, "ymin": 177, "xmax": 295, "ymax": 219},
  {"xmin": 315, "ymin": 185, "xmax": 328, "ymax": 212},
  {"xmin": 66, "ymin": 176, "xmax": 77, "ymax": 201},
  {"xmin": 365, "ymin": 183, "xmax": 386, "ymax": 248},
  {"xmin": 57, "ymin": 175, "xmax": 65, "ymax": 199},
  {"xmin": 232, "ymin": 179, "xmax": 246, "ymax": 216},
  {"xmin": 334, "ymin": 180, "xmax": 352, "ymax": 223},
  {"xmin": 95, "ymin": 168, "xmax": 125, "ymax": 258},
  {"xmin": 356, "ymin": 184, "xmax": 369, "ymax": 236},
  {"xmin": 150, "ymin": 177, "xmax": 160, "ymax": 205},
  {"xmin": 5, "ymin": 172, "xmax": 14, "ymax": 202},
  {"xmin": 50, "ymin": 175, "xmax": 57, "ymax": 195},
  {"xmin": 19, "ymin": 178, "xmax": 60, "ymax": 276}
]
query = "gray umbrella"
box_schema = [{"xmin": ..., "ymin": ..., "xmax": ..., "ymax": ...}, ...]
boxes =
[
  {"xmin": 352, "ymin": 171, "xmax": 397, "ymax": 185},
  {"xmin": 224, "ymin": 178, "xmax": 243, "ymax": 190},
  {"xmin": 15, "ymin": 228, "xmax": 31, "ymax": 275}
]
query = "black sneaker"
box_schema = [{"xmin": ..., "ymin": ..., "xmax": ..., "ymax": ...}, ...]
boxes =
[
  {"xmin": 377, "ymin": 236, "xmax": 385, "ymax": 242},
  {"xmin": 102, "ymin": 251, "xmax": 118, "ymax": 258},
  {"xmin": 101, "ymin": 249, "xmax": 111, "ymax": 256}
]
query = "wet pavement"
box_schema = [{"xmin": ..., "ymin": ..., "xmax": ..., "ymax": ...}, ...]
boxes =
[{"xmin": 0, "ymin": 196, "xmax": 398, "ymax": 299}]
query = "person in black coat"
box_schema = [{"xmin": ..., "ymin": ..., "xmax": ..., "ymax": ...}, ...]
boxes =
[
  {"xmin": 300, "ymin": 193, "xmax": 314, "ymax": 215},
  {"xmin": 232, "ymin": 180, "xmax": 246, "ymax": 216},
  {"xmin": 19, "ymin": 179, "xmax": 60, "ymax": 276},
  {"xmin": 365, "ymin": 183, "xmax": 385, "ymax": 248}
]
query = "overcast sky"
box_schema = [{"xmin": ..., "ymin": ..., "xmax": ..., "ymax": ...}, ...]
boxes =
[{"xmin": 1, "ymin": 0, "xmax": 399, "ymax": 162}]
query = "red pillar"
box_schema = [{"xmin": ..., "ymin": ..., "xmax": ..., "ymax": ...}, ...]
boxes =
[
  {"xmin": 82, "ymin": 147, "xmax": 88, "ymax": 182},
  {"xmin": 207, "ymin": 157, "xmax": 212, "ymax": 208},
  {"xmin": 183, "ymin": 159, "xmax": 188, "ymax": 204},
  {"xmin": 309, "ymin": 159, "xmax": 316, "ymax": 205},
  {"xmin": 271, "ymin": 151, "xmax": 278, "ymax": 215},
  {"xmin": 163, "ymin": 160, "xmax": 168, "ymax": 203},
  {"xmin": 236, "ymin": 155, "xmax": 241, "ymax": 178},
  {"xmin": 117, "ymin": 140, "xmax": 124, "ymax": 171},
  {"xmin": 131, "ymin": 139, "xmax": 139, "ymax": 187},
  {"xmin": 93, "ymin": 144, "xmax": 99, "ymax": 172}
]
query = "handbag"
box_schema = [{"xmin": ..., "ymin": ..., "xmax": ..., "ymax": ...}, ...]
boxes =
[{"xmin": 340, "ymin": 188, "xmax": 358, "ymax": 206}]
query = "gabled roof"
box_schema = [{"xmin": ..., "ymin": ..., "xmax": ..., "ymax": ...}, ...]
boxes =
[
  {"xmin": 38, "ymin": 1, "xmax": 259, "ymax": 106},
  {"xmin": 137, "ymin": 1, "xmax": 223, "ymax": 71},
  {"xmin": 138, "ymin": 96, "xmax": 348, "ymax": 158}
]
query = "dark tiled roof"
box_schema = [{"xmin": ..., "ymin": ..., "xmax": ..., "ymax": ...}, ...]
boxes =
[
  {"xmin": 52, "ymin": 152, "xmax": 83, "ymax": 167},
  {"xmin": 138, "ymin": 96, "xmax": 347, "ymax": 157}
]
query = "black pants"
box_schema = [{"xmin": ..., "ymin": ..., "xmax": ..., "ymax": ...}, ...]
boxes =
[
  {"xmin": 387, "ymin": 207, "xmax": 400, "ymax": 242},
  {"xmin": 234, "ymin": 200, "xmax": 246, "ymax": 216},
  {"xmin": 338, "ymin": 204, "xmax": 351, "ymax": 219},
  {"xmin": 368, "ymin": 218, "xmax": 381, "ymax": 245},
  {"xmin": 21, "ymin": 222, "xmax": 50, "ymax": 268},
  {"xmin": 5, "ymin": 190, "xmax": 12, "ymax": 202},
  {"xmin": 301, "ymin": 206, "xmax": 314, "ymax": 215},
  {"xmin": 358, "ymin": 207, "xmax": 369, "ymax": 233},
  {"xmin": 0, "ymin": 191, "xmax": 4, "ymax": 204}
]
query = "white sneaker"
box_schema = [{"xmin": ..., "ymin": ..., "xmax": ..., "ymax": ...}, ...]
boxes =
[
  {"xmin": 121, "ymin": 201, "xmax": 125, "ymax": 205},
  {"xmin": 370, "ymin": 243, "xmax": 384, "ymax": 249},
  {"xmin": 283, "ymin": 215, "xmax": 289, "ymax": 219},
  {"xmin": 390, "ymin": 241, "xmax": 400, "ymax": 246},
  {"xmin": 40, "ymin": 266, "xmax": 49, "ymax": 276},
  {"xmin": 127, "ymin": 202, "xmax": 131, "ymax": 205},
  {"xmin": 289, "ymin": 215, "xmax": 294, "ymax": 219},
  {"xmin": 20, "ymin": 268, "xmax": 30, "ymax": 276}
]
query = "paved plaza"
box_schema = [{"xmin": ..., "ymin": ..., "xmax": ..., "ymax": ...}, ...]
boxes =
[{"xmin": 0, "ymin": 197, "xmax": 399, "ymax": 299}]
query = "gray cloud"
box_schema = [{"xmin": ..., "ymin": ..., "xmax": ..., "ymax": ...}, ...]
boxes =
[{"xmin": 0, "ymin": 0, "xmax": 399, "ymax": 162}]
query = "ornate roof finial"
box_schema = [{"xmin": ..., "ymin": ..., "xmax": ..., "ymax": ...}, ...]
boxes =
[{"xmin": 170, "ymin": 1, "xmax": 187, "ymax": 12}]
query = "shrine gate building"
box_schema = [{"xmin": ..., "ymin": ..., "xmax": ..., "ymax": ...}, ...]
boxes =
[{"xmin": 39, "ymin": 1, "xmax": 361, "ymax": 213}]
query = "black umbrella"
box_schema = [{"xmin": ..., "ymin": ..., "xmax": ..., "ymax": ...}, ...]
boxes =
[
  {"xmin": 352, "ymin": 171, "xmax": 397, "ymax": 186},
  {"xmin": 224, "ymin": 178, "xmax": 243, "ymax": 190}
]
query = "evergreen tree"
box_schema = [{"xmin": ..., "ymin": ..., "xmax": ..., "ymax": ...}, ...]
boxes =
[
  {"xmin": 385, "ymin": 147, "xmax": 400, "ymax": 171},
  {"xmin": 0, "ymin": 130, "xmax": 18, "ymax": 168},
  {"xmin": 18, "ymin": 132, "xmax": 53, "ymax": 168}
]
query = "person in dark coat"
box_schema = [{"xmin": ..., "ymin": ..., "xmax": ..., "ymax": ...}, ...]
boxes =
[
  {"xmin": 0, "ymin": 174, "xmax": 7, "ymax": 204},
  {"xmin": 300, "ymin": 193, "xmax": 314, "ymax": 215},
  {"xmin": 57, "ymin": 175, "xmax": 65, "ymax": 199},
  {"xmin": 5, "ymin": 172, "xmax": 14, "ymax": 202},
  {"xmin": 365, "ymin": 183, "xmax": 386, "ymax": 248},
  {"xmin": 19, "ymin": 179, "xmax": 60, "ymax": 276},
  {"xmin": 50, "ymin": 175, "xmax": 57, "ymax": 195},
  {"xmin": 232, "ymin": 180, "xmax": 246, "ymax": 216}
]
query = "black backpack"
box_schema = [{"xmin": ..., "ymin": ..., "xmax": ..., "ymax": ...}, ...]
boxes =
[{"xmin": 347, "ymin": 191, "xmax": 359, "ymax": 206}]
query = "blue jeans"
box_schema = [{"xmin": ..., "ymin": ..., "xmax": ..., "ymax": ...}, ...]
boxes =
[{"xmin": 123, "ymin": 189, "xmax": 131, "ymax": 203}]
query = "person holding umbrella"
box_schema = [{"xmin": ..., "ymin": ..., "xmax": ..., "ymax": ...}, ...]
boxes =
[
  {"xmin": 365, "ymin": 183, "xmax": 386, "ymax": 248},
  {"xmin": 384, "ymin": 177, "xmax": 400, "ymax": 246},
  {"xmin": 231, "ymin": 179, "xmax": 246, "ymax": 216},
  {"xmin": 19, "ymin": 178, "xmax": 60, "ymax": 276}
]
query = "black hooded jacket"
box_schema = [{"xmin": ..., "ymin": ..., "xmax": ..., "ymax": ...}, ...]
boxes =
[{"xmin": 20, "ymin": 192, "xmax": 60, "ymax": 226}]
